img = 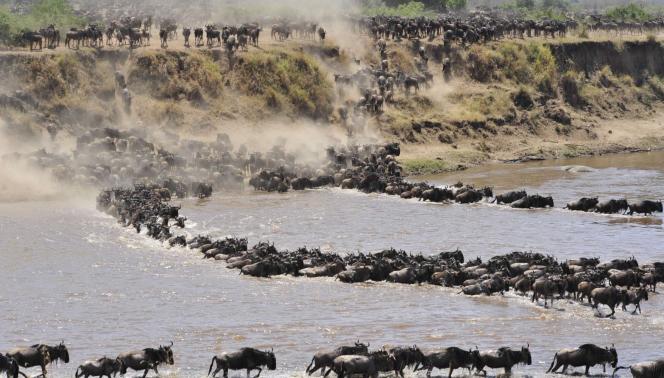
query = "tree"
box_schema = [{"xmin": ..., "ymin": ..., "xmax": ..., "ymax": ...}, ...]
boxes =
[{"xmin": 442, "ymin": 0, "xmax": 467, "ymax": 11}]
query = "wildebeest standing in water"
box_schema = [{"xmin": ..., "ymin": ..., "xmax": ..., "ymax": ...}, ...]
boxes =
[
  {"xmin": 0, "ymin": 355, "xmax": 19, "ymax": 378},
  {"xmin": 547, "ymin": 344, "xmax": 618, "ymax": 375},
  {"xmin": 417, "ymin": 347, "xmax": 479, "ymax": 378},
  {"xmin": 7, "ymin": 342, "xmax": 70, "ymax": 378},
  {"xmin": 387, "ymin": 346, "xmax": 424, "ymax": 378},
  {"xmin": 208, "ymin": 348, "xmax": 276, "ymax": 378},
  {"xmin": 614, "ymin": 359, "xmax": 664, "ymax": 378},
  {"xmin": 472, "ymin": 345, "xmax": 532, "ymax": 375},
  {"xmin": 326, "ymin": 355, "xmax": 377, "ymax": 378},
  {"xmin": 306, "ymin": 342, "xmax": 369, "ymax": 376},
  {"xmin": 117, "ymin": 342, "xmax": 174, "ymax": 378},
  {"xmin": 75, "ymin": 357, "xmax": 123, "ymax": 378}
]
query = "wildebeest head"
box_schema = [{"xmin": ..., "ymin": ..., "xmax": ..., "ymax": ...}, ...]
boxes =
[
  {"xmin": 521, "ymin": 345, "xmax": 532, "ymax": 365},
  {"xmin": 608, "ymin": 345, "xmax": 618, "ymax": 368},
  {"xmin": 265, "ymin": 349, "xmax": 276, "ymax": 370},
  {"xmin": 112, "ymin": 358, "xmax": 124, "ymax": 377},
  {"xmin": 160, "ymin": 342, "xmax": 174, "ymax": 365},
  {"xmin": 49, "ymin": 342, "xmax": 69, "ymax": 364}
]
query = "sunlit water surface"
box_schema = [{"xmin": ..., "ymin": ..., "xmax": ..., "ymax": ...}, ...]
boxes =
[{"xmin": 1, "ymin": 151, "xmax": 664, "ymax": 377}]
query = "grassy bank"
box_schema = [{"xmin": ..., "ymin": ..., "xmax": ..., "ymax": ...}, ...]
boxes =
[{"xmin": 0, "ymin": 0, "xmax": 84, "ymax": 45}]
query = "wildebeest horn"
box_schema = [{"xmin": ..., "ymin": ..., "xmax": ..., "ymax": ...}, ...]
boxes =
[
  {"xmin": 169, "ymin": 341, "xmax": 174, "ymax": 347},
  {"xmin": 527, "ymin": 343, "xmax": 530, "ymax": 348}
]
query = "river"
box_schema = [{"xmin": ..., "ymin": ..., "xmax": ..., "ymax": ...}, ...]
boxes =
[{"xmin": 1, "ymin": 151, "xmax": 663, "ymax": 377}]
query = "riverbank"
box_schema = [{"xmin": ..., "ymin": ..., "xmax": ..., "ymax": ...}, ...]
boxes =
[{"xmin": 399, "ymin": 109, "xmax": 664, "ymax": 175}]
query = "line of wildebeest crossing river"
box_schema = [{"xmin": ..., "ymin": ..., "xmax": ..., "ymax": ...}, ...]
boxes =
[{"xmin": 3, "ymin": 340, "xmax": 664, "ymax": 378}]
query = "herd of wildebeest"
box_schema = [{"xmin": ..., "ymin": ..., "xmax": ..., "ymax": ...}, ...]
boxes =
[
  {"xmin": 2, "ymin": 340, "xmax": 664, "ymax": 378},
  {"xmin": 14, "ymin": 7, "xmax": 664, "ymax": 51}
]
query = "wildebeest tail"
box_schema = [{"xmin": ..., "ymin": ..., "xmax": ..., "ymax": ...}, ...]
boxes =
[
  {"xmin": 612, "ymin": 366, "xmax": 628, "ymax": 377},
  {"xmin": 208, "ymin": 356, "xmax": 217, "ymax": 376},
  {"xmin": 547, "ymin": 353, "xmax": 557, "ymax": 373}
]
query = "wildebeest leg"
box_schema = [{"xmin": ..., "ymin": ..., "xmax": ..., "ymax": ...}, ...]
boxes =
[
  {"xmin": 141, "ymin": 368, "xmax": 149, "ymax": 378},
  {"xmin": 585, "ymin": 365, "xmax": 590, "ymax": 376},
  {"xmin": 305, "ymin": 359, "xmax": 316, "ymax": 375},
  {"xmin": 253, "ymin": 367, "xmax": 262, "ymax": 378}
]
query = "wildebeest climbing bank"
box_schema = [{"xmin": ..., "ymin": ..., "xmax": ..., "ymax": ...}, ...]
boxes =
[{"xmin": 2, "ymin": 0, "xmax": 664, "ymax": 377}]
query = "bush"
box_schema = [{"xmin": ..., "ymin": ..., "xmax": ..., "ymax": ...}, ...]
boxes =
[
  {"xmin": 233, "ymin": 50, "xmax": 333, "ymax": 118},
  {"xmin": 512, "ymin": 87, "xmax": 534, "ymax": 109},
  {"xmin": 606, "ymin": 3, "xmax": 652, "ymax": 23}
]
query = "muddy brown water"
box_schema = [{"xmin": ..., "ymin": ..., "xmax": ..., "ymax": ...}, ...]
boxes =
[{"xmin": 1, "ymin": 151, "xmax": 663, "ymax": 377}]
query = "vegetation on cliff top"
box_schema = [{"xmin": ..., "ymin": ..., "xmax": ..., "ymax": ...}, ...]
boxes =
[
  {"xmin": 0, "ymin": 0, "xmax": 84, "ymax": 45},
  {"xmin": 232, "ymin": 50, "xmax": 334, "ymax": 119}
]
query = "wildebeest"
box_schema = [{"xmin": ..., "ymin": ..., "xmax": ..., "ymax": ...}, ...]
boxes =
[
  {"xmin": 387, "ymin": 346, "xmax": 424, "ymax": 378},
  {"xmin": 7, "ymin": 342, "xmax": 69, "ymax": 378},
  {"xmin": 566, "ymin": 197, "xmax": 599, "ymax": 212},
  {"xmin": 194, "ymin": 28, "xmax": 204, "ymax": 46},
  {"xmin": 591, "ymin": 286, "xmax": 622, "ymax": 317},
  {"xmin": 75, "ymin": 357, "xmax": 123, "ymax": 378},
  {"xmin": 628, "ymin": 200, "xmax": 663, "ymax": 215},
  {"xmin": 511, "ymin": 194, "xmax": 554, "ymax": 209},
  {"xmin": 306, "ymin": 342, "xmax": 369, "ymax": 376},
  {"xmin": 418, "ymin": 347, "xmax": 478, "ymax": 378},
  {"xmin": 532, "ymin": 278, "xmax": 561, "ymax": 308},
  {"xmin": 473, "ymin": 345, "xmax": 532, "ymax": 375},
  {"xmin": 208, "ymin": 348, "xmax": 276, "ymax": 378},
  {"xmin": 183, "ymin": 28, "xmax": 191, "ymax": 47},
  {"xmin": 0, "ymin": 355, "xmax": 19, "ymax": 378},
  {"xmin": 595, "ymin": 199, "xmax": 629, "ymax": 214},
  {"xmin": 613, "ymin": 359, "xmax": 664, "ymax": 378},
  {"xmin": 325, "ymin": 355, "xmax": 377, "ymax": 378},
  {"xmin": 621, "ymin": 286, "xmax": 649, "ymax": 314},
  {"xmin": 159, "ymin": 29, "xmax": 168, "ymax": 48},
  {"xmin": 117, "ymin": 342, "xmax": 174, "ymax": 378},
  {"xmin": 493, "ymin": 190, "xmax": 527, "ymax": 204},
  {"xmin": 22, "ymin": 31, "xmax": 43, "ymax": 50},
  {"xmin": 547, "ymin": 344, "xmax": 618, "ymax": 375}
]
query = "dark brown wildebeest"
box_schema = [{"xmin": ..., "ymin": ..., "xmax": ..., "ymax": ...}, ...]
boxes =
[
  {"xmin": 22, "ymin": 32, "xmax": 43, "ymax": 50},
  {"xmin": 75, "ymin": 357, "xmax": 123, "ymax": 378},
  {"xmin": 613, "ymin": 359, "xmax": 664, "ymax": 378},
  {"xmin": 208, "ymin": 348, "xmax": 276, "ymax": 378},
  {"xmin": 0, "ymin": 355, "xmax": 19, "ymax": 378},
  {"xmin": 591, "ymin": 286, "xmax": 622, "ymax": 317},
  {"xmin": 387, "ymin": 346, "xmax": 424, "ymax": 378},
  {"xmin": 493, "ymin": 190, "xmax": 527, "ymax": 204},
  {"xmin": 417, "ymin": 347, "xmax": 479, "ymax": 378},
  {"xmin": 565, "ymin": 197, "xmax": 599, "ymax": 212},
  {"xmin": 473, "ymin": 345, "xmax": 532, "ymax": 375},
  {"xmin": 159, "ymin": 29, "xmax": 168, "ymax": 48},
  {"xmin": 621, "ymin": 286, "xmax": 649, "ymax": 314},
  {"xmin": 7, "ymin": 342, "xmax": 69, "ymax": 378},
  {"xmin": 595, "ymin": 199, "xmax": 629, "ymax": 214},
  {"xmin": 325, "ymin": 355, "xmax": 377, "ymax": 378},
  {"xmin": 306, "ymin": 342, "xmax": 369, "ymax": 376},
  {"xmin": 183, "ymin": 28, "xmax": 191, "ymax": 47},
  {"xmin": 117, "ymin": 342, "xmax": 174, "ymax": 378},
  {"xmin": 194, "ymin": 28, "xmax": 204, "ymax": 46},
  {"xmin": 628, "ymin": 200, "xmax": 663, "ymax": 215},
  {"xmin": 547, "ymin": 344, "xmax": 617, "ymax": 376}
]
